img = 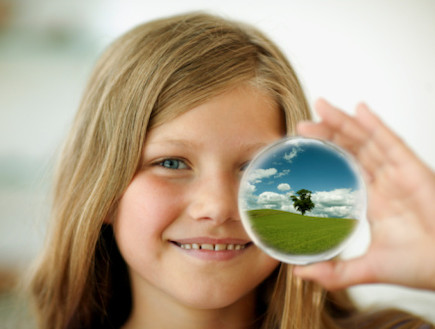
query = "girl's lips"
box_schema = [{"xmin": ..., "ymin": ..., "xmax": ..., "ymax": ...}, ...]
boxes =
[
  {"xmin": 169, "ymin": 238, "xmax": 252, "ymax": 260},
  {"xmin": 172, "ymin": 237, "xmax": 251, "ymax": 245}
]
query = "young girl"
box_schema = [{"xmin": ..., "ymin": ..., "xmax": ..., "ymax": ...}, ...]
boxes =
[{"xmin": 29, "ymin": 12, "xmax": 435, "ymax": 329}]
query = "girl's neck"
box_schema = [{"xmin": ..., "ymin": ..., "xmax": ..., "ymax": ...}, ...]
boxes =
[{"xmin": 122, "ymin": 278, "xmax": 259, "ymax": 329}]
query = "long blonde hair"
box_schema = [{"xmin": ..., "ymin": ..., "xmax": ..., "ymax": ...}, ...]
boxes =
[{"xmin": 28, "ymin": 12, "xmax": 431, "ymax": 329}]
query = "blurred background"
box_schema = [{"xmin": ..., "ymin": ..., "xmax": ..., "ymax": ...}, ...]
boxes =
[{"xmin": 1, "ymin": 0, "xmax": 434, "ymax": 327}]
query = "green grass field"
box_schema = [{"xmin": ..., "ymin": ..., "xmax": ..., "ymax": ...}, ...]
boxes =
[{"xmin": 247, "ymin": 209, "xmax": 357, "ymax": 255}]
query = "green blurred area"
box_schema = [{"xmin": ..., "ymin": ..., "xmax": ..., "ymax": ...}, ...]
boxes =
[{"xmin": 248, "ymin": 208, "xmax": 356, "ymax": 254}]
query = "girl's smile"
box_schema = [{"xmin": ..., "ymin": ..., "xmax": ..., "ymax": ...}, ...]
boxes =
[
  {"xmin": 114, "ymin": 84, "xmax": 284, "ymax": 324},
  {"xmin": 169, "ymin": 237, "xmax": 253, "ymax": 261}
]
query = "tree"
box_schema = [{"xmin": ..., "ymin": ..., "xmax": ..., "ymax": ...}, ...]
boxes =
[{"xmin": 290, "ymin": 189, "xmax": 315, "ymax": 216}]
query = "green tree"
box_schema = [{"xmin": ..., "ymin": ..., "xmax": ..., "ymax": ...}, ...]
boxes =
[{"xmin": 290, "ymin": 189, "xmax": 315, "ymax": 215}]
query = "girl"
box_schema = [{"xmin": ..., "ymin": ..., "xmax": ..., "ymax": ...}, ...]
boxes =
[{"xmin": 29, "ymin": 12, "xmax": 435, "ymax": 329}]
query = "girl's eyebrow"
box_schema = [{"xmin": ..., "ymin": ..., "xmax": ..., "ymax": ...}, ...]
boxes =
[
  {"xmin": 148, "ymin": 138, "xmax": 271, "ymax": 152},
  {"xmin": 146, "ymin": 139, "xmax": 198, "ymax": 149}
]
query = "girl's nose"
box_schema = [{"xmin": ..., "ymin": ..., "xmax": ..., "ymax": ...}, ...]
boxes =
[{"xmin": 187, "ymin": 171, "xmax": 240, "ymax": 225}]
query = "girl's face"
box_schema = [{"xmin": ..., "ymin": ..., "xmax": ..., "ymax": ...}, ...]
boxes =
[{"xmin": 114, "ymin": 85, "xmax": 284, "ymax": 311}]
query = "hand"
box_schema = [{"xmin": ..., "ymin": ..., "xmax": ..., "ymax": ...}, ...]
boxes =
[{"xmin": 293, "ymin": 99, "xmax": 435, "ymax": 291}]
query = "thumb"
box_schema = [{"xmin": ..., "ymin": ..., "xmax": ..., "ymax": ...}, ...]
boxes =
[{"xmin": 293, "ymin": 257, "xmax": 376, "ymax": 290}]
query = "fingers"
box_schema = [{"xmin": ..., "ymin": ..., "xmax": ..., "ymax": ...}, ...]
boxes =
[
  {"xmin": 313, "ymin": 99, "xmax": 369, "ymax": 151},
  {"xmin": 356, "ymin": 104, "xmax": 412, "ymax": 167},
  {"xmin": 297, "ymin": 99, "xmax": 368, "ymax": 153},
  {"xmin": 293, "ymin": 257, "xmax": 375, "ymax": 290}
]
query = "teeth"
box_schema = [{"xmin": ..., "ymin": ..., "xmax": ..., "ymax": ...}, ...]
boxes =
[
  {"xmin": 177, "ymin": 242, "xmax": 248, "ymax": 251},
  {"xmin": 201, "ymin": 244, "xmax": 214, "ymax": 250},
  {"xmin": 214, "ymin": 244, "xmax": 226, "ymax": 251}
]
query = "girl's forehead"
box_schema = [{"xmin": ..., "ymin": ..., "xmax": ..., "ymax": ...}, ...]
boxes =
[
  {"xmin": 144, "ymin": 85, "xmax": 285, "ymax": 152},
  {"xmin": 148, "ymin": 85, "xmax": 284, "ymax": 136}
]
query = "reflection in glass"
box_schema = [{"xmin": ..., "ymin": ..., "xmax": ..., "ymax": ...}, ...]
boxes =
[{"xmin": 239, "ymin": 137, "xmax": 366, "ymax": 264}]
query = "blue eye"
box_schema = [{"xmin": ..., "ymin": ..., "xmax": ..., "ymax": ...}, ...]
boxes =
[{"xmin": 159, "ymin": 159, "xmax": 188, "ymax": 170}]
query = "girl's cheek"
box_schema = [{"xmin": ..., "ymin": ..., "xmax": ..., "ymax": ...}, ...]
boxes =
[
  {"xmin": 114, "ymin": 173, "xmax": 188, "ymax": 260},
  {"xmin": 116, "ymin": 172, "xmax": 187, "ymax": 229}
]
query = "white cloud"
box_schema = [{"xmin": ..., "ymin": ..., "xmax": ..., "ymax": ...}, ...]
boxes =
[
  {"xmin": 308, "ymin": 188, "xmax": 363, "ymax": 219},
  {"xmin": 257, "ymin": 191, "xmax": 288, "ymax": 209},
  {"xmin": 283, "ymin": 145, "xmax": 302, "ymax": 163},
  {"xmin": 281, "ymin": 203, "xmax": 297, "ymax": 213},
  {"xmin": 239, "ymin": 184, "xmax": 258, "ymax": 210},
  {"xmin": 311, "ymin": 188, "xmax": 354, "ymax": 206},
  {"xmin": 258, "ymin": 191, "xmax": 286, "ymax": 203},
  {"xmin": 274, "ymin": 169, "xmax": 290, "ymax": 178},
  {"xmin": 248, "ymin": 168, "xmax": 277, "ymax": 184},
  {"xmin": 244, "ymin": 182, "xmax": 256, "ymax": 192},
  {"xmin": 277, "ymin": 183, "xmax": 291, "ymax": 191}
]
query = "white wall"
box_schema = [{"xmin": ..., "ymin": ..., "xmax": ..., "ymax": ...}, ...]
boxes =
[{"xmin": 1, "ymin": 0, "xmax": 434, "ymax": 323}]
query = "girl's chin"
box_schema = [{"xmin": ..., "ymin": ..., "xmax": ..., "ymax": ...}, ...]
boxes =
[{"xmin": 169, "ymin": 285, "xmax": 257, "ymax": 311}]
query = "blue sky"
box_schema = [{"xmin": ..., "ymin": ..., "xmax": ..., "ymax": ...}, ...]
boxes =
[{"xmin": 241, "ymin": 138, "xmax": 365, "ymax": 219}]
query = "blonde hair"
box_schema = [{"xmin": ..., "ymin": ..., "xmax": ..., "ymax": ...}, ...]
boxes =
[{"xmin": 28, "ymin": 12, "xmax": 431, "ymax": 329}]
